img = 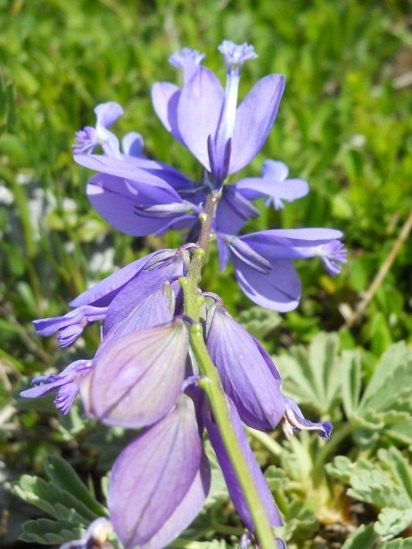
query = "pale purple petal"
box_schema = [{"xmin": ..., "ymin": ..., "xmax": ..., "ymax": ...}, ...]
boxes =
[
  {"xmin": 235, "ymin": 177, "xmax": 309, "ymax": 205},
  {"xmin": 94, "ymin": 102, "xmax": 123, "ymax": 128},
  {"xmin": 151, "ymin": 82, "xmax": 184, "ymax": 143},
  {"xmin": 122, "ymin": 132, "xmax": 145, "ymax": 157},
  {"xmin": 283, "ymin": 398, "xmax": 333, "ymax": 440},
  {"xmin": 233, "ymin": 257, "xmax": 302, "ymax": 312},
  {"xmin": 204, "ymin": 398, "xmax": 283, "ymax": 532},
  {"xmin": 206, "ymin": 303, "xmax": 286, "ymax": 430},
  {"xmin": 33, "ymin": 305, "xmax": 107, "ymax": 347},
  {"xmin": 102, "ymin": 256, "xmax": 184, "ymax": 335},
  {"xmin": 262, "ymin": 159, "xmax": 289, "ymax": 181},
  {"xmin": 177, "ymin": 67, "xmax": 225, "ymax": 171},
  {"xmin": 215, "ymin": 186, "xmax": 259, "ymax": 235},
  {"xmin": 69, "ymin": 249, "xmax": 177, "ymax": 307},
  {"xmin": 86, "ymin": 173, "xmax": 189, "ymax": 237},
  {"xmin": 83, "ymin": 320, "xmax": 189, "ymax": 428},
  {"xmin": 143, "ymin": 455, "xmax": 211, "ymax": 549},
  {"xmin": 230, "ymin": 75, "xmax": 285, "ymax": 174},
  {"xmin": 74, "ymin": 154, "xmax": 182, "ymax": 201},
  {"xmin": 109, "ymin": 395, "xmax": 203, "ymax": 548}
]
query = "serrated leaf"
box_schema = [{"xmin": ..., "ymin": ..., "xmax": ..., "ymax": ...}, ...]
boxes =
[
  {"xmin": 20, "ymin": 518, "xmax": 83, "ymax": 545},
  {"xmin": 238, "ymin": 306, "xmax": 282, "ymax": 339},
  {"xmin": 44, "ymin": 456, "xmax": 107, "ymax": 517},
  {"xmin": 341, "ymin": 524, "xmax": 378, "ymax": 549},
  {"xmin": 359, "ymin": 342, "xmax": 412, "ymax": 415},
  {"xmin": 382, "ymin": 539, "xmax": 412, "ymax": 548},
  {"xmin": 375, "ymin": 507, "xmax": 412, "ymax": 542},
  {"xmin": 275, "ymin": 332, "xmax": 341, "ymax": 414},
  {"xmin": 12, "ymin": 474, "xmax": 96, "ymax": 524},
  {"xmin": 325, "ymin": 456, "xmax": 354, "ymax": 484},
  {"xmin": 341, "ymin": 350, "xmax": 362, "ymax": 417}
]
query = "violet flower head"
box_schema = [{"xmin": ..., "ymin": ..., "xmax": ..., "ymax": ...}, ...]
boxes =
[{"xmin": 152, "ymin": 40, "xmax": 285, "ymax": 186}]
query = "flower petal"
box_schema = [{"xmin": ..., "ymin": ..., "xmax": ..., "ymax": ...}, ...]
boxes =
[
  {"xmin": 207, "ymin": 302, "xmax": 286, "ymax": 430},
  {"xmin": 109, "ymin": 395, "xmax": 203, "ymax": 548},
  {"xmin": 233, "ymin": 257, "xmax": 301, "ymax": 312},
  {"xmin": 230, "ymin": 75, "xmax": 285, "ymax": 174},
  {"xmin": 204, "ymin": 397, "xmax": 282, "ymax": 532},
  {"xmin": 83, "ymin": 320, "xmax": 189, "ymax": 428},
  {"xmin": 151, "ymin": 82, "xmax": 184, "ymax": 144},
  {"xmin": 177, "ymin": 67, "xmax": 225, "ymax": 171}
]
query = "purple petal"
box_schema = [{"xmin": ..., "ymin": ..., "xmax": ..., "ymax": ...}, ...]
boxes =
[
  {"xmin": 102, "ymin": 284, "xmax": 174, "ymax": 344},
  {"xmin": 206, "ymin": 302, "xmax": 286, "ymax": 430},
  {"xmin": 122, "ymin": 132, "xmax": 145, "ymax": 157},
  {"xmin": 143, "ymin": 455, "xmax": 211, "ymax": 549},
  {"xmin": 283, "ymin": 398, "xmax": 333, "ymax": 441},
  {"xmin": 83, "ymin": 320, "xmax": 189, "ymax": 428},
  {"xmin": 74, "ymin": 154, "xmax": 182, "ymax": 201},
  {"xmin": 204, "ymin": 397, "xmax": 283, "ymax": 532},
  {"xmin": 86, "ymin": 173, "xmax": 187, "ymax": 237},
  {"xmin": 151, "ymin": 82, "xmax": 184, "ymax": 144},
  {"xmin": 33, "ymin": 305, "xmax": 107, "ymax": 347},
  {"xmin": 235, "ymin": 177, "xmax": 309, "ymax": 205},
  {"xmin": 94, "ymin": 102, "xmax": 123, "ymax": 128},
  {"xmin": 215, "ymin": 186, "xmax": 260, "ymax": 236},
  {"xmin": 109, "ymin": 395, "xmax": 203, "ymax": 548},
  {"xmin": 177, "ymin": 67, "xmax": 225, "ymax": 171},
  {"xmin": 262, "ymin": 159, "xmax": 289, "ymax": 181},
  {"xmin": 69, "ymin": 249, "xmax": 176, "ymax": 308},
  {"xmin": 102, "ymin": 253, "xmax": 186, "ymax": 335},
  {"xmin": 230, "ymin": 75, "xmax": 285, "ymax": 174},
  {"xmin": 232, "ymin": 257, "xmax": 302, "ymax": 312}
]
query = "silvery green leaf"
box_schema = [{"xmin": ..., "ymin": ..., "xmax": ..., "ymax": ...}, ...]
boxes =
[
  {"xmin": 274, "ymin": 332, "xmax": 341, "ymax": 415},
  {"xmin": 375, "ymin": 507, "xmax": 412, "ymax": 542},
  {"xmin": 19, "ymin": 518, "xmax": 83, "ymax": 545},
  {"xmin": 238, "ymin": 305, "xmax": 282, "ymax": 339},
  {"xmin": 341, "ymin": 525, "xmax": 378, "ymax": 549},
  {"xmin": 341, "ymin": 350, "xmax": 362, "ymax": 417}
]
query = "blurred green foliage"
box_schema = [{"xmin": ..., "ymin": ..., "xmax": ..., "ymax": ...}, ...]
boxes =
[{"xmin": 1, "ymin": 0, "xmax": 412, "ymax": 547}]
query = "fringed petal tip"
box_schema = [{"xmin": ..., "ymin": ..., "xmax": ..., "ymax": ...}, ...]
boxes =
[{"xmin": 283, "ymin": 399, "xmax": 333, "ymax": 441}]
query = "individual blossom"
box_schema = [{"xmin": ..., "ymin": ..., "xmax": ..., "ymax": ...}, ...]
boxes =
[
  {"xmin": 152, "ymin": 41, "xmax": 285, "ymax": 187},
  {"xmin": 73, "ymin": 102, "xmax": 123, "ymax": 157},
  {"xmin": 218, "ymin": 228, "xmax": 346, "ymax": 311},
  {"xmin": 206, "ymin": 300, "xmax": 332, "ymax": 439},
  {"xmin": 20, "ymin": 359, "xmax": 93, "ymax": 415},
  {"xmin": 109, "ymin": 395, "xmax": 210, "ymax": 549}
]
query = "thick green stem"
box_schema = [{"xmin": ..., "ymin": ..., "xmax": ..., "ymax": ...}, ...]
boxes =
[{"xmin": 181, "ymin": 192, "xmax": 277, "ymax": 549}]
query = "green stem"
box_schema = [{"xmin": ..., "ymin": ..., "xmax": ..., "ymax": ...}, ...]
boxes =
[
  {"xmin": 312, "ymin": 422, "xmax": 353, "ymax": 487},
  {"xmin": 181, "ymin": 192, "xmax": 277, "ymax": 549}
]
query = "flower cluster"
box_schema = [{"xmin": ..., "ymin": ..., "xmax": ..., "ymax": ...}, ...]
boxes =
[{"xmin": 22, "ymin": 41, "xmax": 346, "ymax": 549}]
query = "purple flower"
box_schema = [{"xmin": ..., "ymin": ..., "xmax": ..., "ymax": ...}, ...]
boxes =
[
  {"xmin": 80, "ymin": 319, "xmax": 189, "ymax": 428},
  {"xmin": 206, "ymin": 301, "xmax": 285, "ymax": 431},
  {"xmin": 20, "ymin": 360, "xmax": 93, "ymax": 414},
  {"xmin": 235, "ymin": 159, "xmax": 309, "ymax": 210},
  {"xmin": 33, "ymin": 305, "xmax": 107, "ymax": 348},
  {"xmin": 206, "ymin": 300, "xmax": 332, "ymax": 440},
  {"xmin": 109, "ymin": 395, "xmax": 210, "ymax": 549},
  {"xmin": 218, "ymin": 228, "xmax": 346, "ymax": 311},
  {"xmin": 204, "ymin": 397, "xmax": 283, "ymax": 533},
  {"xmin": 152, "ymin": 41, "xmax": 285, "ymax": 186},
  {"xmin": 73, "ymin": 102, "xmax": 123, "ymax": 157}
]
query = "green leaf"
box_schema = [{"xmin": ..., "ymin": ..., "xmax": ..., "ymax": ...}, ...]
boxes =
[
  {"xmin": 381, "ymin": 539, "xmax": 412, "ymax": 549},
  {"xmin": 20, "ymin": 518, "xmax": 83, "ymax": 545},
  {"xmin": 44, "ymin": 456, "xmax": 107, "ymax": 517},
  {"xmin": 238, "ymin": 306, "xmax": 282, "ymax": 339},
  {"xmin": 275, "ymin": 332, "xmax": 341, "ymax": 414},
  {"xmin": 341, "ymin": 350, "xmax": 362, "ymax": 417},
  {"xmin": 375, "ymin": 507, "xmax": 412, "ymax": 542},
  {"xmin": 341, "ymin": 525, "xmax": 378, "ymax": 549}
]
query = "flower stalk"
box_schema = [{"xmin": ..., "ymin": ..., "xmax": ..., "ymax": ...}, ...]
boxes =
[{"xmin": 182, "ymin": 192, "xmax": 277, "ymax": 549}]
